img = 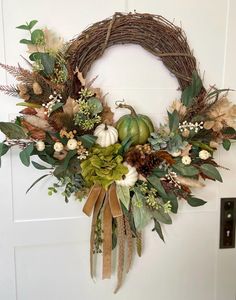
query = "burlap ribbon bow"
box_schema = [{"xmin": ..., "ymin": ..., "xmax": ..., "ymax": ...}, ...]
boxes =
[{"xmin": 83, "ymin": 182, "xmax": 122, "ymax": 279}]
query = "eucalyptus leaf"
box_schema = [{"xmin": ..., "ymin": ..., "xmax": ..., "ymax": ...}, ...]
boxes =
[
  {"xmin": 151, "ymin": 168, "xmax": 167, "ymax": 178},
  {"xmin": 78, "ymin": 134, "xmax": 97, "ymax": 148},
  {"xmin": 168, "ymin": 110, "xmax": 179, "ymax": 132},
  {"xmin": 0, "ymin": 142, "xmax": 10, "ymax": 157},
  {"xmin": 45, "ymin": 133, "xmax": 55, "ymax": 145},
  {"xmin": 49, "ymin": 102, "xmax": 63, "ymax": 114},
  {"xmin": 30, "ymin": 53, "xmax": 55, "ymax": 76},
  {"xmin": 29, "ymin": 52, "xmax": 41, "ymax": 61},
  {"xmin": 28, "ymin": 20, "xmax": 38, "ymax": 30},
  {"xmin": 222, "ymin": 139, "xmax": 231, "ymax": 151},
  {"xmin": 16, "ymin": 24, "xmax": 30, "ymax": 30},
  {"xmin": 147, "ymin": 175, "xmax": 166, "ymax": 197},
  {"xmin": 53, "ymin": 150, "xmax": 77, "ymax": 178},
  {"xmin": 200, "ymin": 164, "xmax": 223, "ymax": 182},
  {"xmin": 151, "ymin": 207, "xmax": 172, "ymax": 224},
  {"xmin": 53, "ymin": 165, "xmax": 67, "ymax": 179},
  {"xmin": 19, "ymin": 143, "xmax": 34, "ymax": 167},
  {"xmin": 181, "ymin": 71, "xmax": 202, "ymax": 107},
  {"xmin": 32, "ymin": 161, "xmax": 52, "ymax": 170},
  {"xmin": 152, "ymin": 219, "xmax": 165, "ymax": 242},
  {"xmin": 167, "ymin": 134, "xmax": 184, "ymax": 153},
  {"xmin": 187, "ymin": 197, "xmax": 207, "ymax": 207},
  {"xmin": 31, "ymin": 29, "xmax": 44, "ymax": 44},
  {"xmin": 116, "ymin": 185, "xmax": 130, "ymax": 210},
  {"xmin": 222, "ymin": 127, "xmax": 236, "ymax": 135},
  {"xmin": 62, "ymin": 150, "xmax": 77, "ymax": 169},
  {"xmin": 173, "ymin": 163, "xmax": 199, "ymax": 177},
  {"xmin": 132, "ymin": 191, "xmax": 152, "ymax": 231},
  {"xmin": 118, "ymin": 135, "xmax": 133, "ymax": 155},
  {"xmin": 191, "ymin": 141, "xmax": 214, "ymax": 152},
  {"xmin": 19, "ymin": 39, "xmax": 33, "ymax": 45},
  {"xmin": 0, "ymin": 143, "xmax": 10, "ymax": 167},
  {"xmin": 87, "ymin": 97, "xmax": 103, "ymax": 115},
  {"xmin": 39, "ymin": 53, "xmax": 55, "ymax": 76},
  {"xmin": 38, "ymin": 153, "xmax": 56, "ymax": 165},
  {"xmin": 16, "ymin": 20, "xmax": 38, "ymax": 31},
  {"xmin": 164, "ymin": 193, "xmax": 178, "ymax": 213},
  {"xmin": 0, "ymin": 122, "xmax": 27, "ymax": 139}
]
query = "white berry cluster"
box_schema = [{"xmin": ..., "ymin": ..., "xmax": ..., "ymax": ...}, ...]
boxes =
[
  {"xmin": 181, "ymin": 155, "xmax": 191, "ymax": 165},
  {"xmin": 42, "ymin": 91, "xmax": 63, "ymax": 116},
  {"xmin": 53, "ymin": 139, "xmax": 89, "ymax": 160},
  {"xmin": 199, "ymin": 150, "xmax": 211, "ymax": 160},
  {"xmin": 179, "ymin": 120, "xmax": 204, "ymax": 133},
  {"xmin": 36, "ymin": 140, "xmax": 45, "ymax": 152},
  {"xmin": 165, "ymin": 170, "xmax": 181, "ymax": 189}
]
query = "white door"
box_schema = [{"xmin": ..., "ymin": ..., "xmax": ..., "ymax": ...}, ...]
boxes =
[{"xmin": 0, "ymin": 1, "xmax": 236, "ymax": 299}]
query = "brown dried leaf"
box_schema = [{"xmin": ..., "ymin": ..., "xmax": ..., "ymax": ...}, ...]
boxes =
[
  {"xmin": 30, "ymin": 130, "xmax": 46, "ymax": 140},
  {"xmin": 89, "ymin": 86, "xmax": 103, "ymax": 100},
  {"xmin": 20, "ymin": 108, "xmax": 37, "ymax": 115},
  {"xmin": 32, "ymin": 82, "xmax": 43, "ymax": 95},
  {"xmin": 23, "ymin": 115, "xmax": 53, "ymax": 131},
  {"xmin": 176, "ymin": 175, "xmax": 205, "ymax": 188},
  {"xmin": 101, "ymin": 103, "xmax": 114, "ymax": 125},
  {"xmin": 35, "ymin": 107, "xmax": 47, "ymax": 119},
  {"xmin": 156, "ymin": 150, "xmax": 175, "ymax": 165},
  {"xmin": 21, "ymin": 119, "xmax": 46, "ymax": 140},
  {"xmin": 63, "ymin": 97, "xmax": 79, "ymax": 116},
  {"xmin": 48, "ymin": 112, "xmax": 74, "ymax": 131}
]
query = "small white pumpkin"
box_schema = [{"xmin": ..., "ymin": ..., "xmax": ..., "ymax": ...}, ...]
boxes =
[
  {"xmin": 116, "ymin": 163, "xmax": 138, "ymax": 187},
  {"xmin": 94, "ymin": 123, "xmax": 118, "ymax": 147}
]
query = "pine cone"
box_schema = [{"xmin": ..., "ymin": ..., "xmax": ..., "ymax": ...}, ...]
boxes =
[{"xmin": 125, "ymin": 146, "xmax": 161, "ymax": 177}]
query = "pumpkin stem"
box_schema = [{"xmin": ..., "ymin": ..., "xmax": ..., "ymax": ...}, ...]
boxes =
[
  {"xmin": 116, "ymin": 102, "xmax": 137, "ymax": 117},
  {"xmin": 104, "ymin": 123, "xmax": 108, "ymax": 130}
]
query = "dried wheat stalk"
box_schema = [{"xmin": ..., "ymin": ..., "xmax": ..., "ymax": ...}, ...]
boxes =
[
  {"xmin": 136, "ymin": 231, "xmax": 142, "ymax": 257},
  {"xmin": 0, "ymin": 84, "xmax": 19, "ymax": 97},
  {"xmin": 124, "ymin": 215, "xmax": 133, "ymax": 273},
  {"xmin": 114, "ymin": 215, "xmax": 125, "ymax": 294}
]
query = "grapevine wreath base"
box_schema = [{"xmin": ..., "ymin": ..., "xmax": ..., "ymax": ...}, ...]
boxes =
[{"xmin": 0, "ymin": 13, "xmax": 236, "ymax": 292}]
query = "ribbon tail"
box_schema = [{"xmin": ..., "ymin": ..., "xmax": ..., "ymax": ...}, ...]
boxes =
[
  {"xmin": 90, "ymin": 188, "xmax": 106, "ymax": 278},
  {"xmin": 102, "ymin": 192, "xmax": 113, "ymax": 279},
  {"xmin": 83, "ymin": 184, "xmax": 102, "ymax": 216}
]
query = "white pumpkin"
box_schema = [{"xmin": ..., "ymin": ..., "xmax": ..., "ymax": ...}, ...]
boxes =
[
  {"xmin": 116, "ymin": 163, "xmax": 138, "ymax": 187},
  {"xmin": 94, "ymin": 123, "xmax": 118, "ymax": 147}
]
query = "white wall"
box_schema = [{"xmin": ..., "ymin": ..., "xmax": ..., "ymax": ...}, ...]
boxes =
[{"xmin": 0, "ymin": 1, "xmax": 236, "ymax": 300}]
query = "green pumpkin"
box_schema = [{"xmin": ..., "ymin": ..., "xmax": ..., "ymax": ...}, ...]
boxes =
[{"xmin": 116, "ymin": 104, "xmax": 154, "ymax": 145}]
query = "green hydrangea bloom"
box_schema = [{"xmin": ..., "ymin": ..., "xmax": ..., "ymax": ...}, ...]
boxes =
[{"xmin": 81, "ymin": 143, "xmax": 128, "ymax": 189}]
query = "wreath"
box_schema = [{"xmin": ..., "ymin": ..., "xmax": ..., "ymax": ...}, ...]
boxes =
[{"xmin": 0, "ymin": 13, "xmax": 236, "ymax": 292}]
